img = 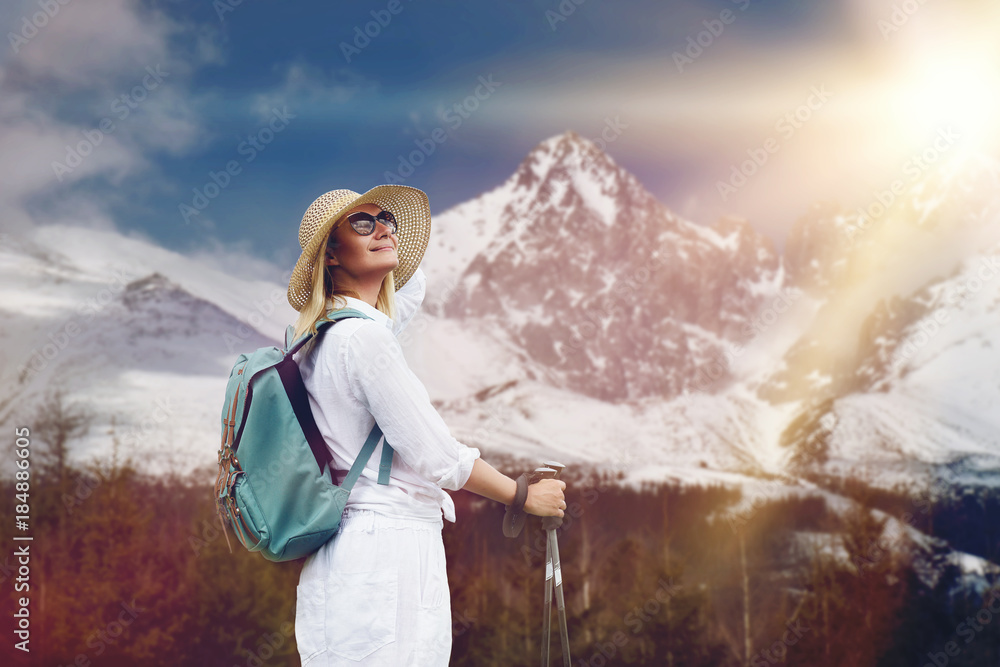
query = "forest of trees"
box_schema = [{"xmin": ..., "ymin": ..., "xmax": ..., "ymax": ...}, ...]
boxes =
[{"xmin": 2, "ymin": 396, "xmax": 1000, "ymax": 666}]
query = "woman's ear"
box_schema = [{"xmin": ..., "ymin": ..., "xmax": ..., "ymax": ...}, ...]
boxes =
[{"xmin": 325, "ymin": 246, "xmax": 339, "ymax": 267}]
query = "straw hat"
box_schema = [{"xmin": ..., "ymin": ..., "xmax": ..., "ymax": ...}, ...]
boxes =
[{"xmin": 287, "ymin": 185, "xmax": 432, "ymax": 311}]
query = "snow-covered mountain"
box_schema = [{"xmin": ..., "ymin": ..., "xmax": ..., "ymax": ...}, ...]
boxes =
[
  {"xmin": 3, "ymin": 131, "xmax": 1000, "ymax": 504},
  {"xmin": 432, "ymin": 130, "xmax": 999, "ymax": 500},
  {"xmin": 426, "ymin": 130, "xmax": 784, "ymax": 402},
  {"xmin": 778, "ymin": 242, "xmax": 1000, "ymax": 488},
  {"xmin": 0, "ymin": 226, "xmax": 293, "ymax": 473},
  {"xmin": 4, "ymin": 129, "xmax": 999, "ymax": 606},
  {"xmin": 764, "ymin": 156, "xmax": 1000, "ymax": 487}
]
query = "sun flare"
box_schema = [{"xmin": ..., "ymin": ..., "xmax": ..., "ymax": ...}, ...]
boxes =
[{"xmin": 888, "ymin": 41, "xmax": 1000, "ymax": 156}]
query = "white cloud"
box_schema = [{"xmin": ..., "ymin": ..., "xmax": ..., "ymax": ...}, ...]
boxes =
[
  {"xmin": 0, "ymin": 0, "xmax": 212, "ymax": 236},
  {"xmin": 184, "ymin": 236, "xmax": 293, "ymax": 285},
  {"xmin": 7, "ymin": 0, "xmax": 173, "ymax": 91},
  {"xmin": 249, "ymin": 60, "xmax": 374, "ymax": 121},
  {"xmin": 0, "ymin": 73, "xmax": 145, "ymax": 233}
]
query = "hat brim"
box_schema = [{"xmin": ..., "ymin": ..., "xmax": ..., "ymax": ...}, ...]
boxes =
[{"xmin": 287, "ymin": 185, "xmax": 431, "ymax": 311}]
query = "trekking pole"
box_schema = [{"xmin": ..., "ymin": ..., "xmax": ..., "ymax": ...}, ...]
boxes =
[
  {"xmin": 542, "ymin": 461, "xmax": 572, "ymax": 667},
  {"xmin": 530, "ymin": 466, "xmax": 557, "ymax": 667},
  {"xmin": 534, "ymin": 461, "xmax": 571, "ymax": 667},
  {"xmin": 501, "ymin": 462, "xmax": 571, "ymax": 667}
]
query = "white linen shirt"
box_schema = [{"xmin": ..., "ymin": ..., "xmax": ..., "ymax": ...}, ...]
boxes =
[{"xmin": 294, "ymin": 268, "xmax": 480, "ymax": 522}]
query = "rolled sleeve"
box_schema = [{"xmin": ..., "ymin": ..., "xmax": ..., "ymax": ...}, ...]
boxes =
[{"xmin": 344, "ymin": 320, "xmax": 480, "ymax": 490}]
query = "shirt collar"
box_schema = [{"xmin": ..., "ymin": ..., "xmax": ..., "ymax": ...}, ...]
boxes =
[{"xmin": 329, "ymin": 294, "xmax": 393, "ymax": 331}]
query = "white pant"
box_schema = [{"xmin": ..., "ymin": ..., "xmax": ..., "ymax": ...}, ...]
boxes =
[{"xmin": 295, "ymin": 509, "xmax": 452, "ymax": 666}]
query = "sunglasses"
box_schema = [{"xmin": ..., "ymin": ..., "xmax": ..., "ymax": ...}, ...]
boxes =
[{"xmin": 345, "ymin": 210, "xmax": 397, "ymax": 236}]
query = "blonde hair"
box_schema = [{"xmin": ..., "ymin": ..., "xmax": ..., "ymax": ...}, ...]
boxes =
[{"xmin": 292, "ymin": 218, "xmax": 397, "ymax": 346}]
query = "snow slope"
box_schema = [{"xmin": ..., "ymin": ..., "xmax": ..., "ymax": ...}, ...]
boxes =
[{"xmin": 4, "ymin": 133, "xmax": 1000, "ymax": 499}]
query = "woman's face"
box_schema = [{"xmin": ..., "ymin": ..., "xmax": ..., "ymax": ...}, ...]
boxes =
[{"xmin": 325, "ymin": 203, "xmax": 399, "ymax": 290}]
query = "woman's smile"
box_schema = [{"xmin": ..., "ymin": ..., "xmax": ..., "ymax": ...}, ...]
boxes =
[{"xmin": 323, "ymin": 202, "xmax": 401, "ymax": 305}]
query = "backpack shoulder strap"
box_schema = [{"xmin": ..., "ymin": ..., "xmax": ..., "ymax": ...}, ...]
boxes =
[
  {"xmin": 279, "ymin": 308, "xmax": 375, "ymax": 477},
  {"xmin": 275, "ymin": 354, "xmax": 332, "ymax": 476},
  {"xmin": 285, "ymin": 308, "xmax": 373, "ymax": 357},
  {"xmin": 378, "ymin": 441, "xmax": 394, "ymax": 485},
  {"xmin": 342, "ymin": 424, "xmax": 385, "ymax": 491}
]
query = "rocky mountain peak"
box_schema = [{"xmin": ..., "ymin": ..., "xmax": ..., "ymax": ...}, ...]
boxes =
[
  {"xmin": 503, "ymin": 130, "xmax": 665, "ymax": 230},
  {"xmin": 784, "ymin": 154, "xmax": 1000, "ymax": 296},
  {"xmin": 437, "ymin": 131, "xmax": 783, "ymax": 402}
]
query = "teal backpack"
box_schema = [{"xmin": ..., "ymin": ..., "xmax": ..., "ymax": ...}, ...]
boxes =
[{"xmin": 214, "ymin": 308, "xmax": 395, "ymax": 562}]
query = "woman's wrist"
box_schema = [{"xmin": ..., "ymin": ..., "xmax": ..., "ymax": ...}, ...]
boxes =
[
  {"xmin": 507, "ymin": 473, "xmax": 528, "ymax": 513},
  {"xmin": 462, "ymin": 459, "xmax": 519, "ymax": 505},
  {"xmin": 502, "ymin": 473, "xmax": 530, "ymax": 538}
]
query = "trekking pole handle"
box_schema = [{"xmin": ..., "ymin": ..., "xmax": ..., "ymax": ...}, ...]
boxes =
[
  {"xmin": 504, "ymin": 463, "xmax": 567, "ymax": 537},
  {"xmin": 537, "ymin": 461, "xmax": 566, "ymax": 531},
  {"xmin": 543, "ymin": 461, "xmax": 565, "ymax": 479},
  {"xmin": 529, "ymin": 467, "xmax": 557, "ymax": 484}
]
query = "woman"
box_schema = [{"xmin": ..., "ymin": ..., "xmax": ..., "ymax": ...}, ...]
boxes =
[{"xmin": 286, "ymin": 185, "xmax": 567, "ymax": 666}]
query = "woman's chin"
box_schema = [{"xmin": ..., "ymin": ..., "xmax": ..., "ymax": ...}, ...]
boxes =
[{"xmin": 372, "ymin": 257, "xmax": 399, "ymax": 276}]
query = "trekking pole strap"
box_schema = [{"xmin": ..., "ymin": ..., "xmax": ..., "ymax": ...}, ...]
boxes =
[{"xmin": 502, "ymin": 473, "xmax": 530, "ymax": 537}]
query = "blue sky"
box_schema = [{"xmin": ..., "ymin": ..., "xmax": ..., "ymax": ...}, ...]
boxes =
[{"xmin": 3, "ymin": 0, "xmax": 1000, "ymax": 278}]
